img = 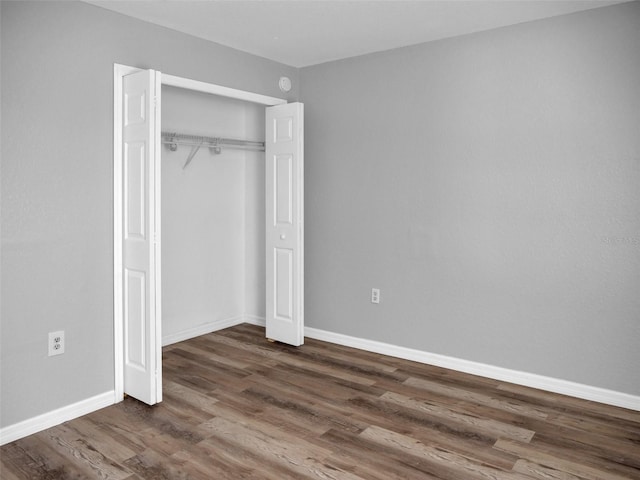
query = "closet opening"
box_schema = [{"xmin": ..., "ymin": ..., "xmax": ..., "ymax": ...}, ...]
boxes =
[
  {"xmin": 113, "ymin": 65, "xmax": 304, "ymax": 407},
  {"xmin": 160, "ymin": 86, "xmax": 267, "ymax": 346}
]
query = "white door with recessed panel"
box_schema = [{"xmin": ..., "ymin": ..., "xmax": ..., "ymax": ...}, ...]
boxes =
[
  {"xmin": 265, "ymin": 103, "xmax": 304, "ymax": 346},
  {"xmin": 122, "ymin": 69, "xmax": 162, "ymax": 405}
]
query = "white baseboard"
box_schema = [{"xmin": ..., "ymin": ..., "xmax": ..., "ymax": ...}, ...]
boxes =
[
  {"xmin": 0, "ymin": 390, "xmax": 114, "ymax": 446},
  {"xmin": 304, "ymin": 327, "xmax": 640, "ymax": 412},
  {"xmin": 2, "ymin": 315, "xmax": 254, "ymax": 446},
  {"xmin": 163, "ymin": 315, "xmax": 246, "ymax": 346},
  {"xmin": 5, "ymin": 322, "xmax": 635, "ymax": 447},
  {"xmin": 244, "ymin": 314, "xmax": 266, "ymax": 327}
]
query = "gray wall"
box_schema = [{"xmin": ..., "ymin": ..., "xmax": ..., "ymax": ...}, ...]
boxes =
[
  {"xmin": 0, "ymin": 0, "xmax": 297, "ymax": 428},
  {"xmin": 300, "ymin": 2, "xmax": 640, "ymax": 396}
]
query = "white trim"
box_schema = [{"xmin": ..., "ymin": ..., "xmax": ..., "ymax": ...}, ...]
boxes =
[
  {"xmin": 304, "ymin": 327, "xmax": 640, "ymax": 412},
  {"xmin": 244, "ymin": 314, "xmax": 266, "ymax": 327},
  {"xmin": 6, "ymin": 324, "xmax": 635, "ymax": 445},
  {"xmin": 162, "ymin": 73, "xmax": 286, "ymax": 106},
  {"xmin": 0, "ymin": 391, "xmax": 114, "ymax": 446},
  {"xmin": 152, "ymin": 69, "xmax": 163, "ymax": 404},
  {"xmin": 163, "ymin": 316, "xmax": 246, "ymax": 346}
]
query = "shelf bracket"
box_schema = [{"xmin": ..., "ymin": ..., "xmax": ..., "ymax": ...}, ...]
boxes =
[{"xmin": 182, "ymin": 141, "xmax": 203, "ymax": 170}]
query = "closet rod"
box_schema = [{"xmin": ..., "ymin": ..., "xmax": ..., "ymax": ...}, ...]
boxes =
[
  {"xmin": 161, "ymin": 131, "xmax": 265, "ymax": 151},
  {"xmin": 162, "ymin": 131, "xmax": 264, "ymax": 169},
  {"xmin": 161, "ymin": 140, "xmax": 264, "ymax": 151}
]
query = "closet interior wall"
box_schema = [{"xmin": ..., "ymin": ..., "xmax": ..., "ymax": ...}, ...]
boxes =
[{"xmin": 161, "ymin": 86, "xmax": 266, "ymax": 344}]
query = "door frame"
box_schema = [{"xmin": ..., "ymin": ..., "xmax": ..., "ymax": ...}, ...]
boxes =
[{"xmin": 113, "ymin": 63, "xmax": 287, "ymax": 402}]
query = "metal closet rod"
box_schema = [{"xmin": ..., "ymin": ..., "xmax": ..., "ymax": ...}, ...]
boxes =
[
  {"xmin": 161, "ymin": 131, "xmax": 265, "ymax": 151},
  {"xmin": 161, "ymin": 131, "xmax": 265, "ymax": 170}
]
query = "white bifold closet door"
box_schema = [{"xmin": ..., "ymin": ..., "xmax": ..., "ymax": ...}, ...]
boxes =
[
  {"xmin": 122, "ymin": 69, "xmax": 162, "ymax": 405},
  {"xmin": 265, "ymin": 103, "xmax": 304, "ymax": 346}
]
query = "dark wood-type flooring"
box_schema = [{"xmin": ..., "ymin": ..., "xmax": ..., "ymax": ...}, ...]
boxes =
[{"xmin": 2, "ymin": 323, "xmax": 639, "ymax": 479}]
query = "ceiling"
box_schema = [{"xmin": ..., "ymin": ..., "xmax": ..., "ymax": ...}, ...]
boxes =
[{"xmin": 85, "ymin": 0, "xmax": 627, "ymax": 68}]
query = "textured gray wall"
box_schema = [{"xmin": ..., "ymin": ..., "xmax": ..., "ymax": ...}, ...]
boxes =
[
  {"xmin": 300, "ymin": 2, "xmax": 640, "ymax": 396},
  {"xmin": 0, "ymin": 1, "xmax": 297, "ymax": 428}
]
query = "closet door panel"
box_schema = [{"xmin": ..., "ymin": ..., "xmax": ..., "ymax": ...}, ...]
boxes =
[
  {"xmin": 274, "ymin": 247, "xmax": 294, "ymax": 322},
  {"xmin": 122, "ymin": 69, "xmax": 162, "ymax": 405},
  {"xmin": 275, "ymin": 154, "xmax": 293, "ymax": 225},
  {"xmin": 124, "ymin": 142, "xmax": 146, "ymax": 239},
  {"xmin": 265, "ymin": 103, "xmax": 304, "ymax": 346}
]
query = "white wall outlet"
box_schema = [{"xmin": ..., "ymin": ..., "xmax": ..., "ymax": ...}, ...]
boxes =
[
  {"xmin": 371, "ymin": 288, "xmax": 380, "ymax": 304},
  {"xmin": 48, "ymin": 331, "xmax": 65, "ymax": 356}
]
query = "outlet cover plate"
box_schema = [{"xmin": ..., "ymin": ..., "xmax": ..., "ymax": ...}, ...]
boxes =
[
  {"xmin": 48, "ymin": 331, "xmax": 65, "ymax": 356},
  {"xmin": 371, "ymin": 288, "xmax": 380, "ymax": 304}
]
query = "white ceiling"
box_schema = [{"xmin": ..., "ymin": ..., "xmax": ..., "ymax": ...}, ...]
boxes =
[{"xmin": 85, "ymin": 0, "xmax": 626, "ymax": 67}]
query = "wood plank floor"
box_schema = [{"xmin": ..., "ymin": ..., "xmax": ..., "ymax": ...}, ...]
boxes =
[{"xmin": 2, "ymin": 323, "xmax": 639, "ymax": 479}]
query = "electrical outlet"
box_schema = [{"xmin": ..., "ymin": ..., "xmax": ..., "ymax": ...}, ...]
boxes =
[
  {"xmin": 48, "ymin": 331, "xmax": 65, "ymax": 356},
  {"xmin": 371, "ymin": 288, "xmax": 380, "ymax": 304}
]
